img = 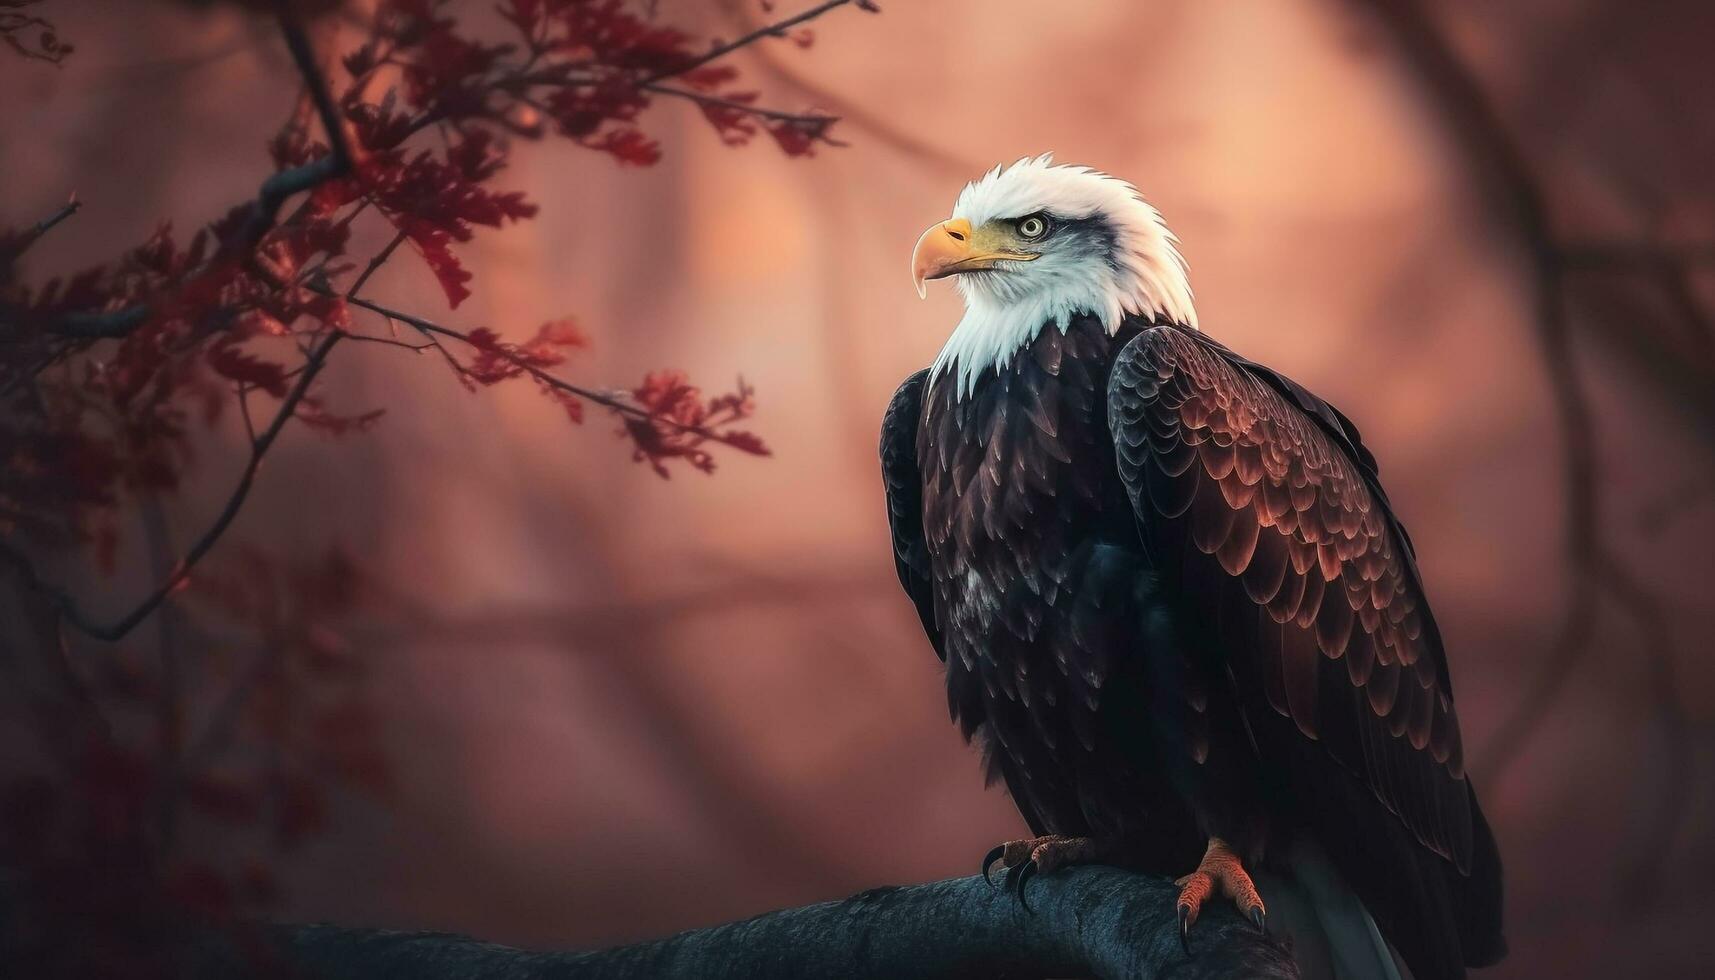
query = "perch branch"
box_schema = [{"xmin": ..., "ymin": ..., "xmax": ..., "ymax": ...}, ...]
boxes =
[{"xmin": 193, "ymin": 869, "xmax": 1297, "ymax": 980}]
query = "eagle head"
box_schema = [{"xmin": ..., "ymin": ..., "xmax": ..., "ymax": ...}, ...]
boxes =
[{"xmin": 911, "ymin": 154, "xmax": 1197, "ymax": 396}]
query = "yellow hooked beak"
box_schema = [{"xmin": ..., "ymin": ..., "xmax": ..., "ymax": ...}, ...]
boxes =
[{"xmin": 910, "ymin": 217, "xmax": 1039, "ymax": 298}]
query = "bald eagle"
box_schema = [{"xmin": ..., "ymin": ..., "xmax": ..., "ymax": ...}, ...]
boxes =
[{"xmin": 881, "ymin": 156, "xmax": 1505, "ymax": 980}]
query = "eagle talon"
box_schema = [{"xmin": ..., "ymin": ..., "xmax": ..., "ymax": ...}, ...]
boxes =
[
  {"xmin": 979, "ymin": 834, "xmax": 1105, "ymax": 914},
  {"xmin": 980, "ymin": 844, "xmax": 1006, "ymax": 887},
  {"xmin": 1173, "ymin": 837, "xmax": 1264, "ymax": 952},
  {"xmin": 1012, "ymin": 859, "xmax": 1038, "ymax": 913}
]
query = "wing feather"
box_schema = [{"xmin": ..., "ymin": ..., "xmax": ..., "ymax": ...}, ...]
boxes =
[
  {"xmin": 1108, "ymin": 325, "xmax": 1475, "ymax": 872},
  {"xmin": 880, "ymin": 370, "xmax": 941, "ymax": 662}
]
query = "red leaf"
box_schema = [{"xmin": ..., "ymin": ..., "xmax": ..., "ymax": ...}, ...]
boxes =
[
  {"xmin": 543, "ymin": 385, "xmax": 584, "ymax": 424},
  {"xmin": 297, "ymin": 401, "xmax": 386, "ymax": 436},
  {"xmin": 587, "ymin": 128, "xmax": 662, "ymax": 167},
  {"xmin": 529, "ymin": 317, "xmax": 587, "ymax": 349},
  {"xmin": 406, "ymin": 223, "xmax": 472, "ymax": 308},
  {"xmin": 718, "ymin": 430, "xmax": 771, "ymax": 456},
  {"xmin": 766, "ymin": 119, "xmax": 822, "ymax": 158},
  {"xmin": 206, "ymin": 344, "xmax": 289, "ymax": 398}
]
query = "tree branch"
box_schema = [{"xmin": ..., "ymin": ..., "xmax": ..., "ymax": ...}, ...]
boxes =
[
  {"xmin": 225, "ymin": 11, "xmax": 353, "ymax": 257},
  {"xmin": 50, "ymin": 330, "xmax": 343, "ymax": 643},
  {"xmin": 4, "ymin": 192, "xmax": 81, "ymax": 264},
  {"xmin": 641, "ymin": 81, "xmax": 842, "ymax": 131},
  {"xmin": 192, "ymin": 869, "xmax": 1296, "ymax": 980},
  {"xmin": 640, "ymin": 0, "xmax": 873, "ymax": 86},
  {"xmin": 338, "ymin": 292, "xmax": 752, "ymax": 445},
  {"xmin": 34, "ymin": 12, "xmax": 352, "ymax": 343}
]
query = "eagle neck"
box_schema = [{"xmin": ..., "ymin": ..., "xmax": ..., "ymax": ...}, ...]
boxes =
[{"xmin": 931, "ymin": 303, "xmax": 1111, "ymax": 401}]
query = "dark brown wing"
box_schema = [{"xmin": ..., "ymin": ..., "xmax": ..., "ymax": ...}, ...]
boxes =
[
  {"xmin": 1108, "ymin": 325, "xmax": 1474, "ymax": 871},
  {"xmin": 881, "ymin": 368, "xmax": 1051, "ymax": 838},
  {"xmin": 880, "ymin": 369, "xmax": 942, "ymax": 661}
]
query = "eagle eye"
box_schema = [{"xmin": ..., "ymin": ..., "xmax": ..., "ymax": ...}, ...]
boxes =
[{"xmin": 1016, "ymin": 213, "xmax": 1050, "ymax": 242}]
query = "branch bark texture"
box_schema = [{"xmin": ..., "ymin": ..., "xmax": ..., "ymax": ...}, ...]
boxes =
[{"xmin": 196, "ymin": 869, "xmax": 1297, "ymax": 980}]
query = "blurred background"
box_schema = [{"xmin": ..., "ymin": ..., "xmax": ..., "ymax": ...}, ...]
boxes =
[{"xmin": 3, "ymin": 1, "xmax": 1712, "ymax": 976}]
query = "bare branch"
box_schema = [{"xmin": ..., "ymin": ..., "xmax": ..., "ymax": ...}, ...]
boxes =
[
  {"xmin": 2, "ymin": 192, "xmax": 82, "ymax": 267},
  {"xmin": 54, "ymin": 331, "xmax": 344, "ymax": 643},
  {"xmin": 640, "ymin": 0, "xmax": 874, "ymax": 86},
  {"xmin": 0, "ymin": 339, "xmax": 68, "ymax": 401},
  {"xmin": 31, "ymin": 14, "xmax": 352, "ymax": 344},
  {"xmin": 345, "ymin": 230, "xmax": 407, "ymax": 300},
  {"xmin": 641, "ymin": 81, "xmax": 844, "ymax": 137},
  {"xmin": 236, "ymin": 382, "xmax": 258, "ymax": 445},
  {"xmin": 338, "ymin": 332, "xmax": 433, "ymax": 353},
  {"xmin": 339, "ymin": 292, "xmax": 748, "ymax": 444},
  {"xmin": 52, "ymin": 305, "xmax": 150, "ymax": 339},
  {"xmin": 225, "ymin": 12, "xmax": 354, "ymax": 258}
]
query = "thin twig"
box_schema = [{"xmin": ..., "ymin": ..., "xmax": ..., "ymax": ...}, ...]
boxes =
[
  {"xmin": 59, "ymin": 332, "xmax": 344, "ymax": 643},
  {"xmin": 338, "ymin": 332, "xmax": 433, "ymax": 353},
  {"xmin": 12, "ymin": 192, "xmax": 83, "ymax": 257},
  {"xmin": 0, "ymin": 340, "xmax": 68, "ymax": 401},
  {"xmin": 639, "ymin": 0, "xmax": 864, "ymax": 85},
  {"xmin": 226, "ymin": 12, "xmax": 354, "ymax": 257},
  {"xmin": 53, "ymin": 305, "xmax": 151, "ymax": 339},
  {"xmin": 236, "ymin": 382, "xmax": 258, "ymax": 445},
  {"xmin": 38, "ymin": 15, "xmax": 354, "ymax": 343},
  {"xmin": 345, "ymin": 230, "xmax": 407, "ymax": 300},
  {"xmin": 339, "ymin": 292, "xmax": 743, "ymax": 443},
  {"xmin": 641, "ymin": 81, "xmax": 841, "ymax": 127}
]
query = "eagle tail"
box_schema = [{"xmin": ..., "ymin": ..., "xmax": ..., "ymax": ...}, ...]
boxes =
[{"xmin": 1261, "ymin": 840, "xmax": 1408, "ymax": 980}]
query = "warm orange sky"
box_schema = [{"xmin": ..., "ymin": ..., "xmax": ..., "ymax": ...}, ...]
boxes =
[{"xmin": 4, "ymin": 2, "xmax": 1712, "ymax": 976}]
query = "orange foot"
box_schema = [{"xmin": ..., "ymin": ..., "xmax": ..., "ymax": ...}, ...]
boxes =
[
  {"xmin": 980, "ymin": 834, "xmax": 1109, "ymax": 910},
  {"xmin": 1175, "ymin": 837, "xmax": 1267, "ymax": 950}
]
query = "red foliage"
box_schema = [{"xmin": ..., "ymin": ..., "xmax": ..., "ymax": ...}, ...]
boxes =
[
  {"xmin": 625, "ymin": 371, "xmax": 770, "ymax": 476},
  {"xmin": 1, "ymin": 0, "xmax": 861, "ymax": 562},
  {"xmin": 0, "ymin": 0, "xmax": 874, "ymax": 968}
]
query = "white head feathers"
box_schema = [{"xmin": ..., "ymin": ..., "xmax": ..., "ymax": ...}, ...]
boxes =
[{"xmin": 929, "ymin": 154, "xmax": 1197, "ymax": 398}]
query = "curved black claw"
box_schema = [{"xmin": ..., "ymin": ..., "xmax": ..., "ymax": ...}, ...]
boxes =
[
  {"xmin": 1249, "ymin": 907, "xmax": 1267, "ymax": 934},
  {"xmin": 1177, "ymin": 904, "xmax": 1192, "ymax": 954},
  {"xmin": 980, "ymin": 845, "xmax": 1006, "ymax": 888},
  {"xmin": 1010, "ymin": 859, "xmax": 1038, "ymax": 915}
]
